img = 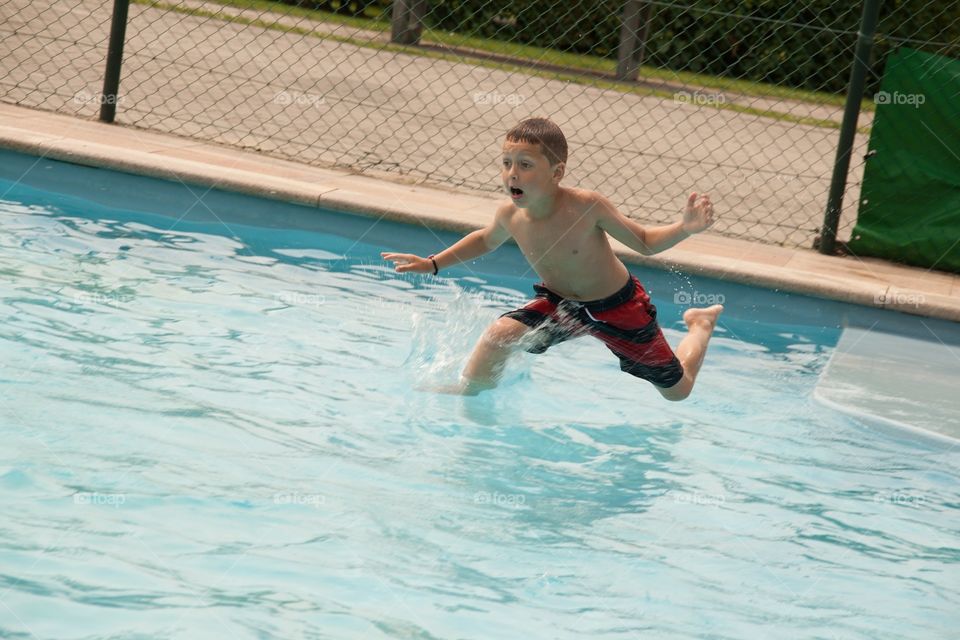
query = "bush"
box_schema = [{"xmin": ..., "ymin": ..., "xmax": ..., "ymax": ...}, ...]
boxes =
[
  {"xmin": 425, "ymin": 0, "xmax": 959, "ymax": 94},
  {"xmin": 269, "ymin": 0, "xmax": 960, "ymax": 94}
]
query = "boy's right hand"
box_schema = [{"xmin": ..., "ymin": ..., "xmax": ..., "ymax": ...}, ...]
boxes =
[{"xmin": 380, "ymin": 251, "xmax": 434, "ymax": 273}]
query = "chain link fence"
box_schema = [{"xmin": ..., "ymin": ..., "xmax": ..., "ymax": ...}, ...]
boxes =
[{"xmin": 1, "ymin": 0, "xmax": 957, "ymax": 249}]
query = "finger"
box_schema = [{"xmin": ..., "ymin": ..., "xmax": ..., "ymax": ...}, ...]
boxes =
[{"xmin": 687, "ymin": 192, "xmax": 698, "ymax": 208}]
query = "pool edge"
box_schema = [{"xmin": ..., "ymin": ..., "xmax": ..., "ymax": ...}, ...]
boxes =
[{"xmin": 1, "ymin": 106, "xmax": 957, "ymax": 323}]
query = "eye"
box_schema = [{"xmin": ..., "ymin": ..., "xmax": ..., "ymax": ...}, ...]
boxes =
[{"xmin": 522, "ymin": 162, "xmax": 532, "ymax": 168}]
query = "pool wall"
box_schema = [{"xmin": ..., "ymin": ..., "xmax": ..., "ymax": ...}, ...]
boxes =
[
  {"xmin": 1, "ymin": 108, "xmax": 957, "ymax": 323},
  {"xmin": 4, "ymin": 148, "xmax": 959, "ymax": 348}
]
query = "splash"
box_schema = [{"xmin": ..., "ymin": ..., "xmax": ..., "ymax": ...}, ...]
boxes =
[{"xmin": 404, "ymin": 282, "xmax": 532, "ymax": 390}]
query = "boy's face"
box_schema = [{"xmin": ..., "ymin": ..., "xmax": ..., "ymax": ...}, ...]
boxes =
[{"xmin": 501, "ymin": 139, "xmax": 564, "ymax": 207}]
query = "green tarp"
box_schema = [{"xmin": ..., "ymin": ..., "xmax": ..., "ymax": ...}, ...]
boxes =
[{"xmin": 848, "ymin": 47, "xmax": 960, "ymax": 273}]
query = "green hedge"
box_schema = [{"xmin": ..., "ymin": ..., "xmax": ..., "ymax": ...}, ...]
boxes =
[{"xmin": 273, "ymin": 0, "xmax": 960, "ymax": 94}]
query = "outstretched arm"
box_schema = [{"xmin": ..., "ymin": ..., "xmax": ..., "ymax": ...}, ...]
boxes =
[
  {"xmin": 381, "ymin": 204, "xmax": 513, "ymax": 273},
  {"xmin": 595, "ymin": 192, "xmax": 715, "ymax": 255}
]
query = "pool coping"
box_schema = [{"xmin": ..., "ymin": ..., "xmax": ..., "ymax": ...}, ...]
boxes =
[{"xmin": 1, "ymin": 103, "xmax": 958, "ymax": 322}]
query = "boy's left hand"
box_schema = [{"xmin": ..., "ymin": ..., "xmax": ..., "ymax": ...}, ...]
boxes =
[{"xmin": 682, "ymin": 192, "xmax": 715, "ymax": 234}]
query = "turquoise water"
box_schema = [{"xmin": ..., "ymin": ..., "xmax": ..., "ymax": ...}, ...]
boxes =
[{"xmin": 1, "ymin": 152, "xmax": 959, "ymax": 639}]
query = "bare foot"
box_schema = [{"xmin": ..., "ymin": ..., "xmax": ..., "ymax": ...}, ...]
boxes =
[{"xmin": 683, "ymin": 304, "xmax": 724, "ymax": 331}]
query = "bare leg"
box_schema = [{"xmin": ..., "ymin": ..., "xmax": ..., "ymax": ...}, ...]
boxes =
[
  {"xmin": 436, "ymin": 317, "xmax": 530, "ymax": 395},
  {"xmin": 658, "ymin": 304, "xmax": 723, "ymax": 401}
]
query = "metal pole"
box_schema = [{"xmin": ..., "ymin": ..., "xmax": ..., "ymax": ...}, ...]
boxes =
[
  {"xmin": 391, "ymin": 0, "xmax": 423, "ymax": 45},
  {"xmin": 391, "ymin": 0, "xmax": 410, "ymax": 44},
  {"xmin": 99, "ymin": 0, "xmax": 130, "ymax": 123},
  {"xmin": 616, "ymin": 0, "xmax": 642, "ymax": 81},
  {"xmin": 819, "ymin": 0, "xmax": 882, "ymax": 254}
]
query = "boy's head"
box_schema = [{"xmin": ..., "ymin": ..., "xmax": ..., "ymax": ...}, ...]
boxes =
[
  {"xmin": 504, "ymin": 117, "xmax": 567, "ymax": 167},
  {"xmin": 502, "ymin": 118, "xmax": 567, "ymax": 206}
]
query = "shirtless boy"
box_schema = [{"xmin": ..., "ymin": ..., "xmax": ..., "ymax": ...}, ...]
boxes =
[{"xmin": 382, "ymin": 117, "xmax": 723, "ymax": 399}]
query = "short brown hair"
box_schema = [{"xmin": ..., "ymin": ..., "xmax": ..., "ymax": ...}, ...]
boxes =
[{"xmin": 505, "ymin": 117, "xmax": 568, "ymax": 166}]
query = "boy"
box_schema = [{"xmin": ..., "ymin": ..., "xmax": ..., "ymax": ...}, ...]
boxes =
[{"xmin": 382, "ymin": 117, "xmax": 722, "ymax": 399}]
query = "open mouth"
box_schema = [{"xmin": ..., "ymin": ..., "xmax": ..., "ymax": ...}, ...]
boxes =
[{"xmin": 509, "ymin": 187, "xmax": 524, "ymax": 198}]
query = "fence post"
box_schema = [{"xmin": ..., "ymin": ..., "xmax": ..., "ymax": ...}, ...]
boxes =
[
  {"xmin": 819, "ymin": 0, "xmax": 882, "ymax": 254},
  {"xmin": 391, "ymin": 0, "xmax": 409, "ymax": 44},
  {"xmin": 391, "ymin": 0, "xmax": 424, "ymax": 46},
  {"xmin": 616, "ymin": 1, "xmax": 642, "ymax": 80},
  {"xmin": 616, "ymin": 1, "xmax": 652, "ymax": 81},
  {"xmin": 99, "ymin": 0, "xmax": 130, "ymax": 123}
]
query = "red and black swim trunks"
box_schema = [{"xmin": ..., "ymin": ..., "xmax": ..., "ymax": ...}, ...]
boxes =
[{"xmin": 501, "ymin": 276, "xmax": 684, "ymax": 388}]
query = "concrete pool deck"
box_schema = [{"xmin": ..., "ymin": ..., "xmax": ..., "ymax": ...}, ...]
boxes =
[{"xmin": 1, "ymin": 102, "xmax": 958, "ymax": 322}]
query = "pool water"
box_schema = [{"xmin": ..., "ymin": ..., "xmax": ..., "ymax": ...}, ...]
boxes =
[{"xmin": 1, "ymin": 151, "xmax": 959, "ymax": 639}]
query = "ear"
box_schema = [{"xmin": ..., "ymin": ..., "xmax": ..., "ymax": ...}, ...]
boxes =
[{"xmin": 552, "ymin": 161, "xmax": 565, "ymax": 183}]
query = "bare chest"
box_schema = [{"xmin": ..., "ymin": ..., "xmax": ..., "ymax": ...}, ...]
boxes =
[{"xmin": 508, "ymin": 210, "xmax": 598, "ymax": 269}]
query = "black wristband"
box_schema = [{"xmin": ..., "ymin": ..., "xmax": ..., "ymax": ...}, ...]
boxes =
[{"xmin": 427, "ymin": 254, "xmax": 439, "ymax": 275}]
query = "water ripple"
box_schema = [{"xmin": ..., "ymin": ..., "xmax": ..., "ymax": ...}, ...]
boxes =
[{"xmin": 1, "ymin": 185, "xmax": 958, "ymax": 639}]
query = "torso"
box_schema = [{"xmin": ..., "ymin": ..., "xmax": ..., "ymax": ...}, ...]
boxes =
[{"xmin": 501, "ymin": 187, "xmax": 630, "ymax": 300}]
